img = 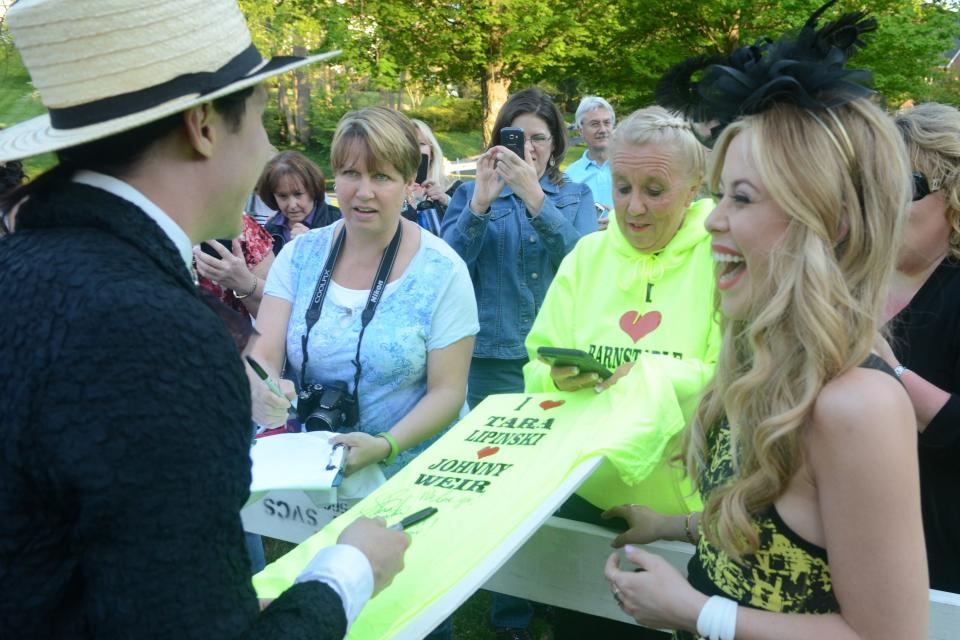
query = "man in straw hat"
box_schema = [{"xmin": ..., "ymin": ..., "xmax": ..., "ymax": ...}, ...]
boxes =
[{"xmin": 0, "ymin": 1, "xmax": 409, "ymax": 637}]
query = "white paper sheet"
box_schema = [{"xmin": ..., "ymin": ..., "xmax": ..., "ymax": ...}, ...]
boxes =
[{"xmin": 249, "ymin": 431, "xmax": 345, "ymax": 493}]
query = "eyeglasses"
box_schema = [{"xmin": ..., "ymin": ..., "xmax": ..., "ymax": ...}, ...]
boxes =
[
  {"xmin": 527, "ymin": 134, "xmax": 552, "ymax": 147},
  {"xmin": 584, "ymin": 119, "xmax": 613, "ymax": 131},
  {"xmin": 912, "ymin": 171, "xmax": 941, "ymax": 202}
]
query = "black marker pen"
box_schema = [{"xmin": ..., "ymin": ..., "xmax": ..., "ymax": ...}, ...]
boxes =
[{"xmin": 388, "ymin": 507, "xmax": 438, "ymax": 531}]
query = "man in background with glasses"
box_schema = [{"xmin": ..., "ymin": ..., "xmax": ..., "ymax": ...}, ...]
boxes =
[{"xmin": 566, "ymin": 96, "xmax": 616, "ymax": 221}]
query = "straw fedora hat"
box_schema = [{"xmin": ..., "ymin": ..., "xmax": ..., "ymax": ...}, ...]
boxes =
[{"xmin": 0, "ymin": 0, "xmax": 339, "ymax": 162}]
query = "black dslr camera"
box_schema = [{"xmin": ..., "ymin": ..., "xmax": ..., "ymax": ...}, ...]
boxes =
[{"xmin": 296, "ymin": 381, "xmax": 359, "ymax": 432}]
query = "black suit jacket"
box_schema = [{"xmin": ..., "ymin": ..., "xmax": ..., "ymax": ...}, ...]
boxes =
[{"xmin": 0, "ymin": 182, "xmax": 346, "ymax": 639}]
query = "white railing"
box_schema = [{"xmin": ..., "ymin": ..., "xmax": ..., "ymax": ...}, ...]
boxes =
[{"xmin": 485, "ymin": 516, "xmax": 960, "ymax": 639}]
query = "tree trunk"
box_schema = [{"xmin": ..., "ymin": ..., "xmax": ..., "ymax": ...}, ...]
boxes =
[
  {"xmin": 293, "ymin": 45, "xmax": 311, "ymax": 145},
  {"xmin": 319, "ymin": 64, "xmax": 332, "ymax": 108},
  {"xmin": 277, "ymin": 76, "xmax": 296, "ymax": 143},
  {"xmin": 726, "ymin": 10, "xmax": 742, "ymax": 52},
  {"xmin": 481, "ymin": 60, "xmax": 509, "ymax": 147}
]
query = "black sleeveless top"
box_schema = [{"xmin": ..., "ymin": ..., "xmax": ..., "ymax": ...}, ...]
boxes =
[{"xmin": 675, "ymin": 355, "xmax": 897, "ymax": 639}]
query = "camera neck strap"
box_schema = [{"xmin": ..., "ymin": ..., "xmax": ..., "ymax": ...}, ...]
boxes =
[{"xmin": 299, "ymin": 222, "xmax": 404, "ymax": 395}]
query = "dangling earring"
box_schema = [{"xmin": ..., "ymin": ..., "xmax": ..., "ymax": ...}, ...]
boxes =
[{"xmin": 548, "ymin": 157, "xmax": 556, "ymax": 168}]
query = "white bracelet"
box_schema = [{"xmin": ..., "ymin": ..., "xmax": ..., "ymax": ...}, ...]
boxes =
[{"xmin": 696, "ymin": 595, "xmax": 738, "ymax": 640}]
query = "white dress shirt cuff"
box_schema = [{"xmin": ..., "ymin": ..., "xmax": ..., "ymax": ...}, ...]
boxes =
[{"xmin": 294, "ymin": 544, "xmax": 375, "ymax": 630}]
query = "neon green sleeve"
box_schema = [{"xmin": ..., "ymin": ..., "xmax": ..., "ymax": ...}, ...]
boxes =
[
  {"xmin": 593, "ymin": 330, "xmax": 718, "ymax": 487},
  {"xmin": 623, "ymin": 307, "xmax": 720, "ymax": 423},
  {"xmin": 577, "ymin": 355, "xmax": 688, "ymax": 491}
]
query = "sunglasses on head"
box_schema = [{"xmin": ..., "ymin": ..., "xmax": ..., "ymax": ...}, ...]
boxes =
[{"xmin": 912, "ymin": 171, "xmax": 941, "ymax": 202}]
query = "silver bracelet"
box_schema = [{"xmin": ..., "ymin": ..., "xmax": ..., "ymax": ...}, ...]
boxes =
[{"xmin": 233, "ymin": 273, "xmax": 257, "ymax": 299}]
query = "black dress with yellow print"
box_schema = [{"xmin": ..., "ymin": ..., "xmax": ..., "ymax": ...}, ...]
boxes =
[{"xmin": 673, "ymin": 420, "xmax": 839, "ymax": 640}]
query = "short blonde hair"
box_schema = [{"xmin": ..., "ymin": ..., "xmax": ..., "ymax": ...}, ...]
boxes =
[
  {"xmin": 330, "ymin": 107, "xmax": 420, "ymax": 180},
  {"xmin": 610, "ymin": 106, "xmax": 706, "ymax": 187},
  {"xmin": 894, "ymin": 102, "xmax": 960, "ymax": 259}
]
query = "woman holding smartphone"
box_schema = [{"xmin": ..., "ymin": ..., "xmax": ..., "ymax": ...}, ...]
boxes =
[
  {"xmin": 441, "ymin": 87, "xmax": 597, "ymax": 409},
  {"xmin": 525, "ymin": 106, "xmax": 719, "ymax": 521}
]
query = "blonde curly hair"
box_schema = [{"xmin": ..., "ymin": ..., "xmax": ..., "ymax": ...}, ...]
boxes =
[
  {"xmin": 894, "ymin": 102, "xmax": 960, "ymax": 260},
  {"xmin": 685, "ymin": 99, "xmax": 910, "ymax": 557}
]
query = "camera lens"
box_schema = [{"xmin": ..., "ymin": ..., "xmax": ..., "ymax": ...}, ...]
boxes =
[{"xmin": 304, "ymin": 413, "xmax": 335, "ymax": 432}]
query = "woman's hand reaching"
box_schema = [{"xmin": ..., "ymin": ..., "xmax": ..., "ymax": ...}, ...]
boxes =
[
  {"xmin": 605, "ymin": 545, "xmax": 707, "ymax": 632},
  {"xmin": 602, "ymin": 504, "xmax": 672, "ymax": 548},
  {"xmin": 329, "ymin": 431, "xmax": 392, "ymax": 475}
]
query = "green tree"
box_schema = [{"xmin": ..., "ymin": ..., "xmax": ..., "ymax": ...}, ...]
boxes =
[
  {"xmin": 553, "ymin": 0, "xmax": 960, "ymax": 114},
  {"xmin": 239, "ymin": 0, "xmax": 349, "ymax": 145},
  {"xmin": 343, "ymin": 0, "xmax": 619, "ymax": 144}
]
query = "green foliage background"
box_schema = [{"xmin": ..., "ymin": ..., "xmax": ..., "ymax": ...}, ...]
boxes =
[{"xmin": 1, "ymin": 1, "xmax": 959, "ymax": 175}]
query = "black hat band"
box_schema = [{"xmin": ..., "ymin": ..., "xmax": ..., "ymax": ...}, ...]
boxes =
[{"xmin": 47, "ymin": 44, "xmax": 298, "ymax": 130}]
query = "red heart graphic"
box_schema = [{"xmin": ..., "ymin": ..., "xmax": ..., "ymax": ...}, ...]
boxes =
[
  {"xmin": 619, "ymin": 310, "xmax": 662, "ymax": 343},
  {"xmin": 539, "ymin": 400, "xmax": 565, "ymax": 410},
  {"xmin": 477, "ymin": 446, "xmax": 500, "ymax": 459}
]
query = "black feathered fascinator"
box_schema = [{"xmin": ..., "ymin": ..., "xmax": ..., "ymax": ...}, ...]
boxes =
[{"xmin": 655, "ymin": 0, "xmax": 877, "ymax": 147}]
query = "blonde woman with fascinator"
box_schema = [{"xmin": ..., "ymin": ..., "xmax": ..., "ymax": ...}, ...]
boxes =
[{"xmin": 602, "ymin": 4, "xmax": 928, "ymax": 639}]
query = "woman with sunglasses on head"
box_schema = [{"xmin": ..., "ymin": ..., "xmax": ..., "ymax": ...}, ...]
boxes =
[
  {"xmin": 870, "ymin": 102, "xmax": 960, "ymax": 594},
  {"xmin": 603, "ymin": 6, "xmax": 927, "ymax": 639}
]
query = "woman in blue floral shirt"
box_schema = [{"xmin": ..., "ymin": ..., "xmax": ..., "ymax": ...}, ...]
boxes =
[{"xmin": 248, "ymin": 107, "xmax": 478, "ymax": 478}]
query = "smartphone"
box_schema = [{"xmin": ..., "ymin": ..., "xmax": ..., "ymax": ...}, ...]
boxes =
[
  {"xmin": 200, "ymin": 238, "xmax": 233, "ymax": 258},
  {"xmin": 537, "ymin": 346, "xmax": 613, "ymax": 380},
  {"xmin": 499, "ymin": 127, "xmax": 525, "ymax": 158},
  {"xmin": 415, "ymin": 153, "xmax": 430, "ymax": 184}
]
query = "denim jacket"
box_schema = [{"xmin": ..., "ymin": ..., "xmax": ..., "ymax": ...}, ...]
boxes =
[{"xmin": 441, "ymin": 174, "xmax": 598, "ymax": 359}]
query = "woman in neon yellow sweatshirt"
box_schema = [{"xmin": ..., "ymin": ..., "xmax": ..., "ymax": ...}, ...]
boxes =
[{"xmin": 524, "ymin": 106, "xmax": 720, "ymax": 517}]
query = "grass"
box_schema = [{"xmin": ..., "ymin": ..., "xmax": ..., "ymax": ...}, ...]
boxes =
[
  {"xmin": 561, "ymin": 143, "xmax": 586, "ymax": 171},
  {"xmin": 0, "ymin": 52, "xmax": 56, "ymax": 176},
  {"xmin": 435, "ymin": 130, "xmax": 483, "ymax": 163}
]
